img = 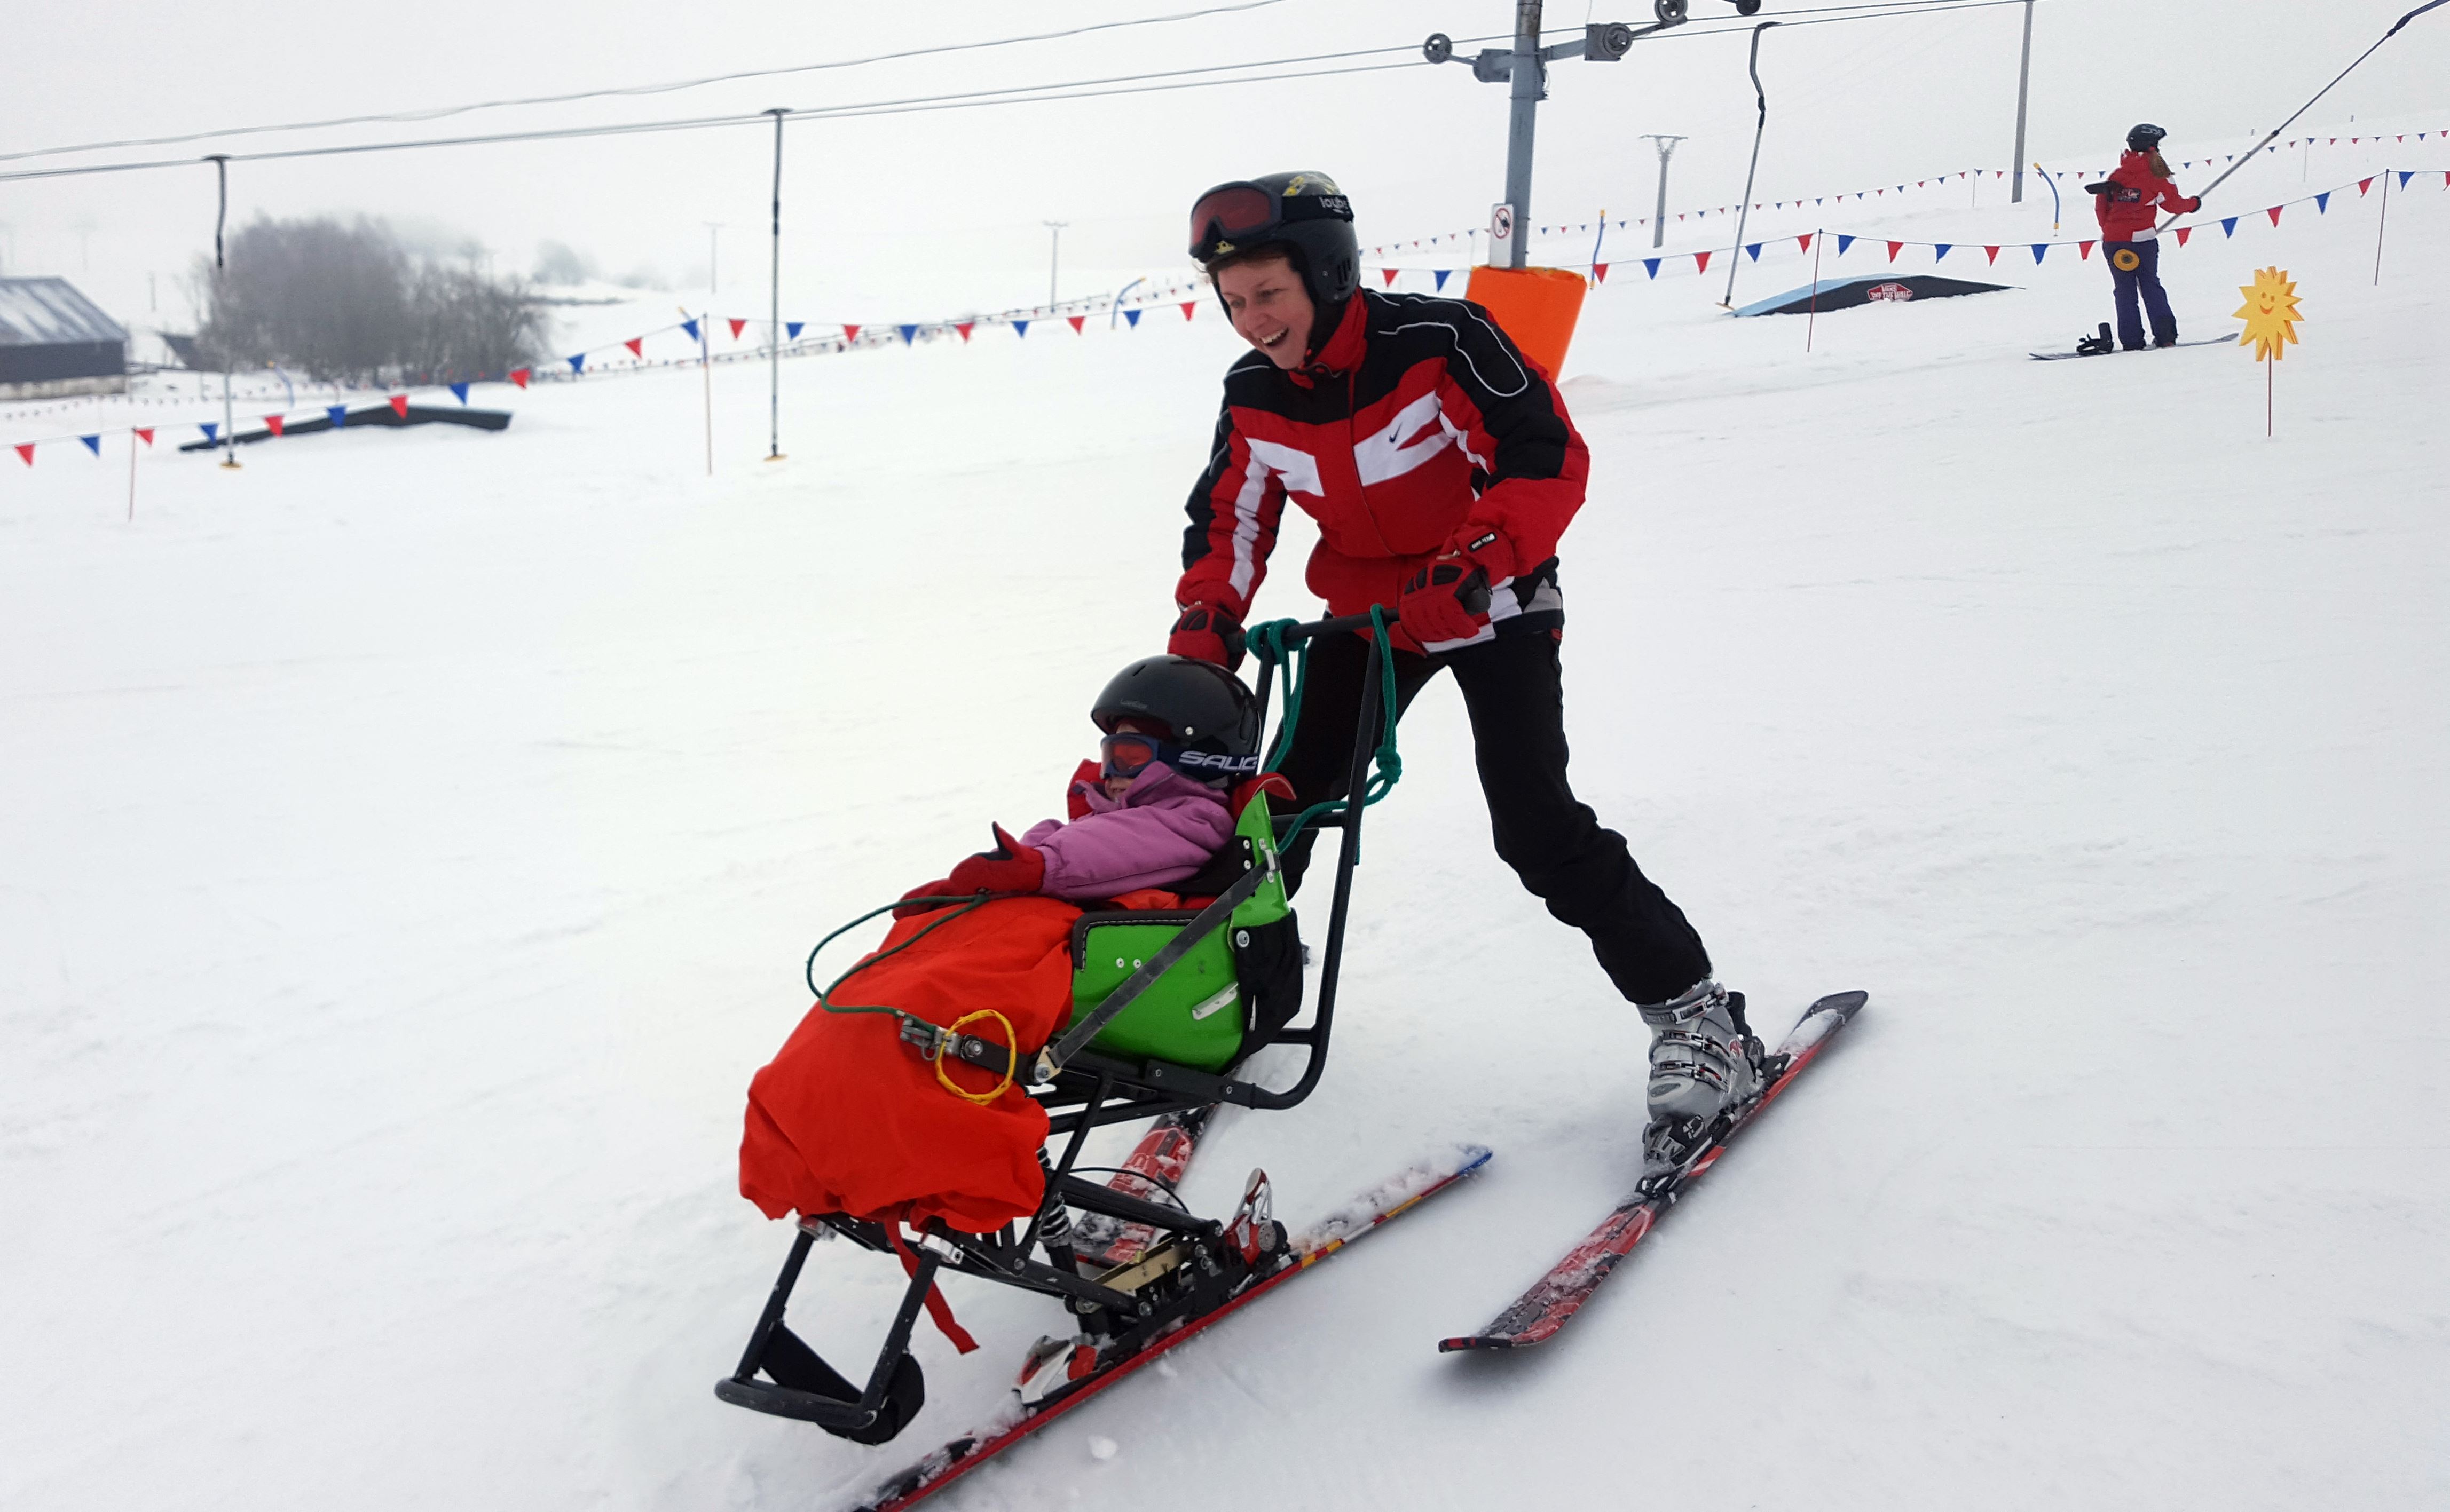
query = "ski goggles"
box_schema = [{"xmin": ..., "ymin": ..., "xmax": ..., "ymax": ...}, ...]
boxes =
[
  {"xmin": 1188, "ymin": 180, "xmax": 1350, "ymax": 265},
  {"xmin": 1100, "ymin": 732, "xmax": 1262, "ymax": 782}
]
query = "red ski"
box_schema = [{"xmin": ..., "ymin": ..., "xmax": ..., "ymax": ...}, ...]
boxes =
[
  {"xmin": 855, "ymin": 1145, "xmax": 1492, "ymax": 1511},
  {"xmin": 1438, "ymin": 990, "xmax": 1866, "ymax": 1352}
]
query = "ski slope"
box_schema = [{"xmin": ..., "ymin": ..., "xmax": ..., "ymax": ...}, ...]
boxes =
[{"xmin": 4, "ymin": 170, "xmax": 2446, "ymax": 1512}]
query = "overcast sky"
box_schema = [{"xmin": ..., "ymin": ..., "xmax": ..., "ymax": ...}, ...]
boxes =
[{"xmin": 3, "ymin": 0, "xmax": 2444, "ymax": 323}]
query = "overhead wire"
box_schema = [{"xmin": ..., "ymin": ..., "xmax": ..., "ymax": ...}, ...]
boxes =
[
  {"xmin": 0, "ymin": 45, "xmax": 1462, "ymax": 185},
  {"xmin": 0, "ymin": 0, "xmax": 1290, "ymax": 166}
]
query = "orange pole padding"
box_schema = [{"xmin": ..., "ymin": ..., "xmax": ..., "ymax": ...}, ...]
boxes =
[{"xmin": 1461, "ymin": 265, "xmax": 1589, "ymax": 378}]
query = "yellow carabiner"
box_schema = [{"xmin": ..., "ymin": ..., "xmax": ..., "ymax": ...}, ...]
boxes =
[{"xmin": 931, "ymin": 1009, "xmax": 1019, "ymax": 1106}]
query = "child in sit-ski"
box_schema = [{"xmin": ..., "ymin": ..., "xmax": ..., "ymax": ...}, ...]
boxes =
[{"xmin": 907, "ymin": 657, "xmax": 1265, "ymax": 906}]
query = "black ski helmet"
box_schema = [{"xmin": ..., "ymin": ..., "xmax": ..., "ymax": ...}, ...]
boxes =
[
  {"xmin": 2128, "ymin": 122, "xmax": 2169, "ymax": 152},
  {"xmin": 1188, "ymin": 171, "xmax": 1361, "ymax": 324},
  {"xmin": 1091, "ymin": 656, "xmax": 1264, "ymax": 781}
]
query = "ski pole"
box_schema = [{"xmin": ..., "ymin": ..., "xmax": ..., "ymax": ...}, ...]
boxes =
[{"xmin": 2163, "ymin": 0, "xmax": 2448, "ymax": 227}]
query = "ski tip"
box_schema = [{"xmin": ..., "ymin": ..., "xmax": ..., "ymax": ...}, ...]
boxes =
[
  {"xmin": 1437, "ymin": 1335, "xmax": 1496, "ymax": 1353},
  {"xmin": 1809, "ymin": 989, "xmax": 1869, "ymax": 1017}
]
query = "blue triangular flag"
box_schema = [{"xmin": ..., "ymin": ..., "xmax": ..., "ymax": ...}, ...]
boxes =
[
  {"xmin": 448, "ymin": 382, "xmax": 470, "ymax": 404},
  {"xmin": 680, "ymin": 318, "xmax": 700, "ymax": 341},
  {"xmin": 1744, "ymin": 243, "xmax": 1761, "ymax": 261},
  {"xmin": 2031, "ymin": 244, "xmax": 2048, "ymax": 264},
  {"xmin": 786, "ymin": 321, "xmax": 804, "ymax": 339},
  {"xmin": 80, "ymin": 434, "xmax": 100, "ymax": 455},
  {"xmin": 899, "ymin": 323, "xmax": 919, "ymax": 344},
  {"xmin": 1643, "ymin": 257, "xmax": 1660, "ymax": 279},
  {"xmin": 567, "ymin": 353, "xmax": 586, "ymax": 372},
  {"xmin": 2316, "ymin": 192, "xmax": 2331, "ymax": 213},
  {"xmin": 1013, "ymin": 320, "xmax": 1030, "ymax": 337},
  {"xmin": 1935, "ymin": 243, "xmax": 1951, "ymax": 259},
  {"xmin": 1433, "ymin": 269, "xmax": 1451, "ymax": 290},
  {"xmin": 1124, "ymin": 308, "xmax": 1142, "ymax": 328},
  {"xmin": 2221, "ymin": 216, "xmax": 2238, "ymax": 237},
  {"xmin": 327, "ymin": 405, "xmax": 348, "ymax": 428},
  {"xmin": 1837, "ymin": 235, "xmax": 1856, "ymax": 255},
  {"xmin": 200, "ymin": 423, "xmax": 218, "ymax": 443},
  {"xmin": 2399, "ymin": 171, "xmax": 2416, "ymax": 187}
]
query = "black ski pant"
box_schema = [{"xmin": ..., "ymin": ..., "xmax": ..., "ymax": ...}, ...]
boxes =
[
  {"xmin": 2107, "ymin": 239, "xmax": 2178, "ymax": 350},
  {"xmin": 1272, "ymin": 630, "xmax": 1712, "ymax": 1006}
]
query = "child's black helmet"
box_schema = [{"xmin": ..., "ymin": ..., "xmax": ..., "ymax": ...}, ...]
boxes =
[
  {"xmin": 1091, "ymin": 656, "xmax": 1264, "ymax": 780},
  {"xmin": 2128, "ymin": 123, "xmax": 2168, "ymax": 152},
  {"xmin": 1188, "ymin": 171, "xmax": 1361, "ymax": 316}
]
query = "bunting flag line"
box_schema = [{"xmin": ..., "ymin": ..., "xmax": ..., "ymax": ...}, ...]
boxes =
[
  {"xmin": 328, "ymin": 406, "xmax": 348, "ymax": 428},
  {"xmin": 449, "ymin": 383, "xmax": 470, "ymax": 404},
  {"xmin": 80, "ymin": 434, "xmax": 101, "ymax": 455},
  {"xmin": 387, "ymin": 395, "xmax": 409, "ymax": 418},
  {"xmin": 264, "ymin": 415, "xmax": 285, "ymax": 437}
]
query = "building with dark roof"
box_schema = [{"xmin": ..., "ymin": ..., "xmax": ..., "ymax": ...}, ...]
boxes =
[{"xmin": 0, "ymin": 277, "xmax": 128, "ymax": 399}]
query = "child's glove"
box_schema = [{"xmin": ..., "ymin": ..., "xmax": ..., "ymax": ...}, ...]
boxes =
[
  {"xmin": 1395, "ymin": 529, "xmax": 1511, "ymax": 653},
  {"xmin": 948, "ymin": 824, "xmax": 1046, "ymax": 894},
  {"xmin": 1168, "ymin": 601, "xmax": 1247, "ymax": 671},
  {"xmin": 893, "ymin": 879, "xmax": 959, "ymax": 918}
]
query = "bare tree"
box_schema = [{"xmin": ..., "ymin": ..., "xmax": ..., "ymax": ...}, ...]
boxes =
[{"xmin": 196, "ymin": 215, "xmax": 542, "ymax": 384}]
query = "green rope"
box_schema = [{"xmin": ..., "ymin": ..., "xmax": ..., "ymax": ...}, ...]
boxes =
[
  {"xmin": 1246, "ymin": 604, "xmax": 1405, "ymax": 852},
  {"xmin": 804, "ymin": 894, "xmax": 995, "ymax": 1014}
]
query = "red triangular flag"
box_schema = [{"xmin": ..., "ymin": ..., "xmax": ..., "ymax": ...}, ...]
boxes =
[
  {"xmin": 841, "ymin": 324, "xmax": 861, "ymax": 343},
  {"xmin": 729, "ymin": 318, "xmax": 747, "ymax": 339},
  {"xmin": 1067, "ymin": 315, "xmax": 1085, "ymax": 334},
  {"xmin": 12, "ymin": 443, "xmax": 30, "ymax": 466},
  {"xmin": 1380, "ymin": 267, "xmax": 1399, "ymax": 286},
  {"xmin": 2267, "ymin": 205, "xmax": 2283, "ymax": 225},
  {"xmin": 133, "ymin": 427, "xmax": 155, "ymax": 446},
  {"xmin": 1797, "ymin": 233, "xmax": 1813, "ymax": 252},
  {"xmin": 1886, "ymin": 240, "xmax": 1903, "ymax": 262},
  {"xmin": 955, "ymin": 322, "xmax": 974, "ymax": 342},
  {"xmin": 1983, "ymin": 245, "xmax": 2001, "ymax": 264},
  {"xmin": 2079, "ymin": 240, "xmax": 2096, "ymax": 259},
  {"xmin": 265, "ymin": 414, "xmax": 285, "ymax": 437},
  {"xmin": 2359, "ymin": 177, "xmax": 2374, "ymax": 195},
  {"xmin": 2174, "ymin": 227, "xmax": 2192, "ymax": 246},
  {"xmin": 388, "ymin": 394, "xmax": 409, "ymax": 418},
  {"xmin": 1180, "ymin": 300, "xmax": 1196, "ymax": 321},
  {"xmin": 509, "ymin": 368, "xmax": 531, "ymax": 388},
  {"xmin": 1694, "ymin": 250, "xmax": 1712, "ymax": 273},
  {"xmin": 1593, "ymin": 264, "xmax": 1609, "ymax": 283},
  {"xmin": 623, "ymin": 337, "xmax": 644, "ymax": 358}
]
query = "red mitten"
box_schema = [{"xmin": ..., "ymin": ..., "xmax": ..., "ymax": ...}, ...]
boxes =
[
  {"xmin": 947, "ymin": 824, "xmax": 1046, "ymax": 894},
  {"xmin": 1168, "ymin": 601, "xmax": 1247, "ymax": 671},
  {"xmin": 894, "ymin": 879, "xmax": 959, "ymax": 919},
  {"xmin": 1066, "ymin": 758, "xmax": 1101, "ymax": 820},
  {"xmin": 1395, "ymin": 529, "xmax": 1513, "ymax": 653}
]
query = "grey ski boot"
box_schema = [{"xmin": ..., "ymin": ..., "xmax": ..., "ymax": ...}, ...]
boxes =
[{"xmin": 1636, "ymin": 980, "xmax": 1766, "ymax": 1189}]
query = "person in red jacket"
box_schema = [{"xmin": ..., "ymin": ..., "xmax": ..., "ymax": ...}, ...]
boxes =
[
  {"xmin": 2089, "ymin": 123, "xmax": 2204, "ymax": 351},
  {"xmin": 1167, "ymin": 171, "xmax": 1756, "ymax": 1182}
]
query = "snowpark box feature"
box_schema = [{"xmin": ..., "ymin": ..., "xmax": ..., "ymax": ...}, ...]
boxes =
[{"xmin": 1731, "ymin": 272, "xmax": 2012, "ymax": 317}]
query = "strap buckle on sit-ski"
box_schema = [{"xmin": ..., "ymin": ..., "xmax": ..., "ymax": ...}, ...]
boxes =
[{"xmin": 896, "ymin": 1009, "xmax": 1020, "ymax": 1105}]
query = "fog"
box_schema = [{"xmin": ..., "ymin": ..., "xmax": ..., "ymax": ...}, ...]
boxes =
[{"xmin": 3, "ymin": 0, "xmax": 2443, "ymax": 327}]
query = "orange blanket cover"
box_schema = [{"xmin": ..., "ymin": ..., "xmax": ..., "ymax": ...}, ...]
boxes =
[{"xmin": 739, "ymin": 891, "xmax": 1175, "ymax": 1234}]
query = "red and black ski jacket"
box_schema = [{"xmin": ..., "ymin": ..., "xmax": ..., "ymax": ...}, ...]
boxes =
[
  {"xmin": 2094, "ymin": 149, "xmax": 2200, "ymax": 241},
  {"xmin": 1175, "ymin": 289, "xmax": 1588, "ymax": 643}
]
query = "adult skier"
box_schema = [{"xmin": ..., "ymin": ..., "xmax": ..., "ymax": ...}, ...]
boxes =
[
  {"xmin": 2087, "ymin": 123, "xmax": 2204, "ymax": 351},
  {"xmin": 1163, "ymin": 171, "xmax": 1752, "ymax": 1180}
]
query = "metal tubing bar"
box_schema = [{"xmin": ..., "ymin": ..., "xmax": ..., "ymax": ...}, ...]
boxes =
[
  {"xmin": 1721, "ymin": 22, "xmax": 1779, "ymax": 308},
  {"xmin": 731, "ymin": 1228, "xmax": 817, "ymax": 1381},
  {"xmin": 858, "ymin": 1249, "xmax": 941, "ymax": 1407},
  {"xmin": 2009, "ymin": 0, "xmax": 2033, "ymax": 203},
  {"xmin": 1019, "ymin": 1071, "xmax": 1109, "ymax": 1257},
  {"xmin": 1503, "ymin": 0, "xmax": 1544, "ymax": 269}
]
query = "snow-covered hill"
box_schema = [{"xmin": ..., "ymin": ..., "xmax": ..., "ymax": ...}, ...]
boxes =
[{"xmin": 4, "ymin": 172, "xmax": 2445, "ymax": 1512}]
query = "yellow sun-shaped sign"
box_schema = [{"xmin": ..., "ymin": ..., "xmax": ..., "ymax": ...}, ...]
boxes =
[{"xmin": 2233, "ymin": 266, "xmax": 2303, "ymax": 362}]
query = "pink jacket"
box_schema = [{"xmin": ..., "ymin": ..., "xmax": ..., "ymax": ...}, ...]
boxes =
[{"xmin": 1021, "ymin": 759, "xmax": 1235, "ymax": 901}]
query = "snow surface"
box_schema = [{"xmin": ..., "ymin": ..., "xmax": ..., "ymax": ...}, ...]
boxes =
[{"xmin": 5, "ymin": 164, "xmax": 2447, "ymax": 1512}]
